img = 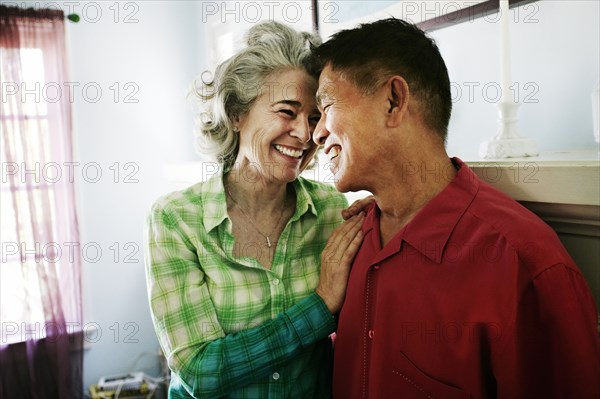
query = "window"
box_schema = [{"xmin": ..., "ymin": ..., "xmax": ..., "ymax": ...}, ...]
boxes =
[
  {"xmin": 1, "ymin": 48, "xmax": 56, "ymax": 341},
  {"xmin": 0, "ymin": 8, "xmax": 83, "ymax": 347}
]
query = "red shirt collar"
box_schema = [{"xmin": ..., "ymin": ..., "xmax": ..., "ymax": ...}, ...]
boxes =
[{"xmin": 361, "ymin": 157, "xmax": 480, "ymax": 264}]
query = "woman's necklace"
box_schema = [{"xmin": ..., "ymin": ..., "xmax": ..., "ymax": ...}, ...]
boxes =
[{"xmin": 226, "ymin": 186, "xmax": 288, "ymax": 248}]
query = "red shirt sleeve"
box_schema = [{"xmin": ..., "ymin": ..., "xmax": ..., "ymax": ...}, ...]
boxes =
[{"xmin": 494, "ymin": 263, "xmax": 600, "ymax": 399}]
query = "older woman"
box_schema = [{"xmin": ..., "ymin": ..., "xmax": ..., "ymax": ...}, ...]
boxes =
[{"xmin": 144, "ymin": 21, "xmax": 364, "ymax": 398}]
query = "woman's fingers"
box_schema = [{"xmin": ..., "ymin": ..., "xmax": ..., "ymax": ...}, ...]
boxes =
[
  {"xmin": 317, "ymin": 213, "xmax": 365, "ymax": 313},
  {"xmin": 324, "ymin": 213, "xmax": 365, "ymax": 263},
  {"xmin": 342, "ymin": 196, "xmax": 375, "ymax": 220}
]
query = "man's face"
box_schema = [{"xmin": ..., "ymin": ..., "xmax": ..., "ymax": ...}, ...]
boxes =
[{"xmin": 313, "ymin": 65, "xmax": 386, "ymax": 193}]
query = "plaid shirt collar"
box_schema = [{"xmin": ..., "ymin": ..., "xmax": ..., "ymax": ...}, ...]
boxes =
[{"xmin": 202, "ymin": 173, "xmax": 318, "ymax": 234}]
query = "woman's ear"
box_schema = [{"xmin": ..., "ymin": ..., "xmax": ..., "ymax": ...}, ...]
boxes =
[
  {"xmin": 232, "ymin": 115, "xmax": 242, "ymax": 133},
  {"xmin": 386, "ymin": 76, "xmax": 409, "ymax": 128}
]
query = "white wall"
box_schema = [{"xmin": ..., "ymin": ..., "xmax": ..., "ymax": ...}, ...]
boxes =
[
  {"xmin": 196, "ymin": 0, "xmax": 313, "ymax": 72},
  {"xmin": 62, "ymin": 0, "xmax": 200, "ymax": 389}
]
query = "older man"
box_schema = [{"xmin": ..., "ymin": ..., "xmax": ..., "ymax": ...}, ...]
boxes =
[{"xmin": 313, "ymin": 18, "xmax": 600, "ymax": 399}]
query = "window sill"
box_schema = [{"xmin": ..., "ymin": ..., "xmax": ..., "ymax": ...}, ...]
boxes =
[{"xmin": 464, "ymin": 150, "xmax": 599, "ymax": 206}]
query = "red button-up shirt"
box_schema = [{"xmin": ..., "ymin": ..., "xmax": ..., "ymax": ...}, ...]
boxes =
[{"xmin": 333, "ymin": 158, "xmax": 600, "ymax": 399}]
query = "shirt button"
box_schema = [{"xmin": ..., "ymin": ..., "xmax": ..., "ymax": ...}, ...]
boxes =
[
  {"xmin": 272, "ymin": 278, "xmax": 280, "ymax": 285},
  {"xmin": 272, "ymin": 372, "xmax": 280, "ymax": 380},
  {"xmin": 368, "ymin": 330, "xmax": 375, "ymax": 339},
  {"xmin": 373, "ymin": 265, "xmax": 380, "ymax": 270}
]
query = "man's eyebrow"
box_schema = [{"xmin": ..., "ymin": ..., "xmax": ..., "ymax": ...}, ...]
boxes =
[
  {"xmin": 315, "ymin": 91, "xmax": 330, "ymax": 107},
  {"xmin": 315, "ymin": 92, "xmax": 323, "ymax": 106}
]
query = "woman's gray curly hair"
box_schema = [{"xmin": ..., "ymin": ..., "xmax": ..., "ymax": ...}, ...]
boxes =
[{"xmin": 189, "ymin": 21, "xmax": 322, "ymax": 172}]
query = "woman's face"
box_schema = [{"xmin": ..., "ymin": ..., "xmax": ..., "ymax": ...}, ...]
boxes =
[{"xmin": 235, "ymin": 68, "xmax": 320, "ymax": 184}]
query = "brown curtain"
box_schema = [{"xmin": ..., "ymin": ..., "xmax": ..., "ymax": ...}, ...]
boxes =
[{"xmin": 0, "ymin": 5, "xmax": 83, "ymax": 398}]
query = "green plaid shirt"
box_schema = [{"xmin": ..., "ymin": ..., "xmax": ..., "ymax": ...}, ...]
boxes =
[{"xmin": 144, "ymin": 173, "xmax": 348, "ymax": 398}]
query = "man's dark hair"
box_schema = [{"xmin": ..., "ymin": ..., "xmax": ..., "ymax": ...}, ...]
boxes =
[{"xmin": 313, "ymin": 18, "xmax": 452, "ymax": 141}]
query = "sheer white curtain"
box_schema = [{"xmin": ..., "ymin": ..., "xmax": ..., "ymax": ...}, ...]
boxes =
[{"xmin": 0, "ymin": 5, "xmax": 83, "ymax": 398}]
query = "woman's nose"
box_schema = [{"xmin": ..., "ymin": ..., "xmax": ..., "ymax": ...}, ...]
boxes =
[{"xmin": 291, "ymin": 117, "xmax": 311, "ymax": 143}]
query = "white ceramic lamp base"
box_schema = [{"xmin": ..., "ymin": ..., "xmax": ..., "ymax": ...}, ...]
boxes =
[{"xmin": 479, "ymin": 102, "xmax": 538, "ymax": 159}]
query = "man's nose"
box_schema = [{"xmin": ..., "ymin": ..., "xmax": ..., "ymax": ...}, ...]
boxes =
[{"xmin": 312, "ymin": 115, "xmax": 329, "ymax": 146}]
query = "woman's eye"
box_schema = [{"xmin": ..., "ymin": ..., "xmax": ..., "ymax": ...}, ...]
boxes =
[{"xmin": 279, "ymin": 109, "xmax": 295, "ymax": 116}]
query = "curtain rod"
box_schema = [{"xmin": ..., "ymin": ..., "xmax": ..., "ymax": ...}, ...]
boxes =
[{"xmin": 0, "ymin": 4, "xmax": 78, "ymax": 23}]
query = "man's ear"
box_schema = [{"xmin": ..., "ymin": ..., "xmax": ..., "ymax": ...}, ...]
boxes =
[{"xmin": 386, "ymin": 76, "xmax": 409, "ymax": 128}]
